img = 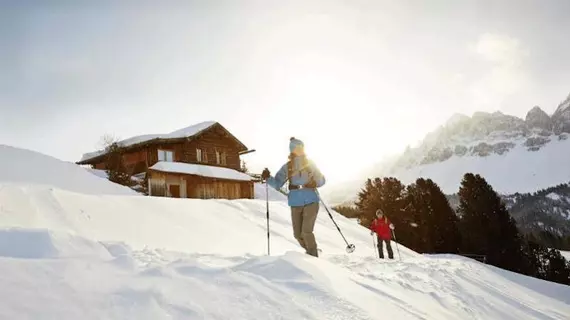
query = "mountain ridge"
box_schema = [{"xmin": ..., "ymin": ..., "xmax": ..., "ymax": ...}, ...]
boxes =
[
  {"xmin": 322, "ymin": 91, "xmax": 570, "ymax": 202},
  {"xmin": 391, "ymin": 96, "xmax": 570, "ymax": 171}
]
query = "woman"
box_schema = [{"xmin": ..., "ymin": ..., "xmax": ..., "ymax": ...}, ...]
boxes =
[
  {"xmin": 369, "ymin": 208, "xmax": 395, "ymax": 259},
  {"xmin": 261, "ymin": 137, "xmax": 326, "ymax": 257}
]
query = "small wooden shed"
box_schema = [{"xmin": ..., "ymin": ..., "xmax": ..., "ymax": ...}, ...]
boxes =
[{"xmin": 147, "ymin": 161, "xmax": 254, "ymax": 199}]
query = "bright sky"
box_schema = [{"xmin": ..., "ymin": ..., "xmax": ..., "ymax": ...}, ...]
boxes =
[{"xmin": 2, "ymin": 0, "xmax": 570, "ymax": 187}]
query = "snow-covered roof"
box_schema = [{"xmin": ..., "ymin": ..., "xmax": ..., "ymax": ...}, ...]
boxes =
[
  {"xmin": 79, "ymin": 121, "xmax": 218, "ymax": 163},
  {"xmin": 149, "ymin": 161, "xmax": 254, "ymax": 182}
]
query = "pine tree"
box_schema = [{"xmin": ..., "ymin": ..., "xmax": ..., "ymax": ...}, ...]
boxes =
[
  {"xmin": 404, "ymin": 180, "xmax": 431, "ymax": 252},
  {"xmin": 544, "ymin": 249, "xmax": 570, "ymax": 285},
  {"xmin": 520, "ymin": 237, "xmax": 544, "ymax": 278},
  {"xmin": 239, "ymin": 160, "xmax": 249, "ymax": 173},
  {"xmin": 521, "ymin": 235, "xmax": 570, "ymax": 285},
  {"xmin": 333, "ymin": 205, "xmax": 360, "ymax": 219},
  {"xmin": 406, "ymin": 178, "xmax": 461, "ymax": 253},
  {"xmin": 458, "ymin": 173, "xmax": 525, "ymax": 273},
  {"xmin": 355, "ymin": 178, "xmax": 383, "ymax": 227},
  {"xmin": 423, "ymin": 179, "xmax": 461, "ymax": 253},
  {"xmin": 104, "ymin": 142, "xmax": 133, "ymax": 187}
]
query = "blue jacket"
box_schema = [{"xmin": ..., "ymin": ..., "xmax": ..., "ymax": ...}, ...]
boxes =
[{"xmin": 266, "ymin": 155, "xmax": 326, "ymax": 207}]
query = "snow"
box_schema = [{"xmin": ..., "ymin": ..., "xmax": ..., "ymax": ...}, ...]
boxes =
[
  {"xmin": 0, "ymin": 144, "xmax": 569, "ymax": 319},
  {"xmin": 546, "ymin": 192, "xmax": 562, "ymax": 201},
  {"xmin": 389, "ymin": 135, "xmax": 570, "ymax": 194},
  {"xmin": 149, "ymin": 161, "xmax": 253, "ymax": 181},
  {"xmin": 0, "ymin": 144, "xmax": 138, "ymax": 196},
  {"xmin": 80, "ymin": 121, "xmax": 217, "ymax": 162},
  {"xmin": 86, "ymin": 168, "xmax": 109, "ymax": 179},
  {"xmin": 0, "ymin": 227, "xmax": 113, "ymax": 259},
  {"xmin": 254, "ymin": 182, "xmax": 288, "ymax": 202},
  {"xmin": 561, "ymin": 251, "xmax": 570, "ymax": 261}
]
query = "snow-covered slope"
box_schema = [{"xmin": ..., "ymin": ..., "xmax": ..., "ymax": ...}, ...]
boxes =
[
  {"xmin": 254, "ymin": 182, "xmax": 288, "ymax": 202},
  {"xmin": 391, "ymin": 136, "xmax": 570, "ymax": 195},
  {"xmin": 0, "ymin": 144, "xmax": 138, "ymax": 196},
  {"xmin": 0, "ymin": 145, "xmax": 569, "ymax": 319},
  {"xmin": 0, "ymin": 185, "xmax": 569, "ymax": 319}
]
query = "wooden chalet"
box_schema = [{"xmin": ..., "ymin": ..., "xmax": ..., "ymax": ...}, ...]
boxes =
[{"xmin": 77, "ymin": 121, "xmax": 255, "ymax": 199}]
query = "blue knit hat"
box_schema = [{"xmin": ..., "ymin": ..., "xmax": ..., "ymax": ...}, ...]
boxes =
[{"xmin": 289, "ymin": 137, "xmax": 304, "ymax": 153}]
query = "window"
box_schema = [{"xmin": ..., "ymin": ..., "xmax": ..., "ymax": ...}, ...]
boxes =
[
  {"xmin": 158, "ymin": 149, "xmax": 174, "ymax": 162},
  {"xmin": 196, "ymin": 148, "xmax": 202, "ymax": 162},
  {"xmin": 216, "ymin": 150, "xmax": 221, "ymax": 164},
  {"xmin": 221, "ymin": 152, "xmax": 227, "ymax": 165}
]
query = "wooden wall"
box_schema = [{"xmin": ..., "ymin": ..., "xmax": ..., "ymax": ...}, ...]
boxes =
[
  {"xmin": 148, "ymin": 171, "xmax": 187, "ymax": 198},
  {"xmin": 182, "ymin": 128, "xmax": 242, "ymax": 170},
  {"xmin": 186, "ymin": 175, "xmax": 253, "ymax": 199},
  {"xmin": 147, "ymin": 172, "xmax": 252, "ymax": 200},
  {"xmin": 144, "ymin": 128, "xmax": 242, "ymax": 171},
  {"xmin": 123, "ymin": 149, "xmax": 148, "ymax": 174},
  {"xmin": 94, "ymin": 162, "xmax": 106, "ymax": 170},
  {"xmin": 149, "ymin": 171, "xmax": 252, "ymax": 200},
  {"xmin": 89, "ymin": 148, "xmax": 148, "ymax": 174}
]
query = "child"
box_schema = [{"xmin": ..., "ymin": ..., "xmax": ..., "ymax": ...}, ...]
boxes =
[{"xmin": 369, "ymin": 209, "xmax": 395, "ymax": 259}]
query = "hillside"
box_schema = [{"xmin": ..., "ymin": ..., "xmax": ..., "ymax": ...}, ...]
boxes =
[
  {"xmin": 323, "ymin": 92, "xmax": 570, "ymax": 207},
  {"xmin": 445, "ymin": 183, "xmax": 570, "ymax": 250},
  {"xmin": 504, "ymin": 184, "xmax": 570, "ymax": 244},
  {"xmin": 0, "ymin": 145, "xmax": 568, "ymax": 319}
]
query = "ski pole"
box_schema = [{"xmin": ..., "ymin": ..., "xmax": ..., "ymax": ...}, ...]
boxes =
[
  {"xmin": 391, "ymin": 229, "xmax": 401, "ymax": 261},
  {"xmin": 316, "ymin": 191, "xmax": 355, "ymax": 253},
  {"xmin": 266, "ymin": 180, "xmax": 270, "ymax": 256}
]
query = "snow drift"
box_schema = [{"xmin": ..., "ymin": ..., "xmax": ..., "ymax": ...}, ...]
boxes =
[
  {"xmin": 0, "ymin": 144, "xmax": 138, "ymax": 196},
  {"xmin": 254, "ymin": 182, "xmax": 288, "ymax": 202},
  {"xmin": 0, "ymin": 144, "xmax": 568, "ymax": 319}
]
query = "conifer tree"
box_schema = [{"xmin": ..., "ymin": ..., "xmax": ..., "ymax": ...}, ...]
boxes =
[
  {"xmin": 104, "ymin": 142, "xmax": 133, "ymax": 187},
  {"xmin": 458, "ymin": 173, "xmax": 525, "ymax": 273},
  {"xmin": 333, "ymin": 205, "xmax": 360, "ymax": 219},
  {"xmin": 404, "ymin": 180, "xmax": 430, "ymax": 252},
  {"xmin": 543, "ymin": 249, "xmax": 570, "ymax": 285},
  {"xmin": 423, "ymin": 178, "xmax": 461, "ymax": 253},
  {"xmin": 406, "ymin": 178, "xmax": 461, "ymax": 253}
]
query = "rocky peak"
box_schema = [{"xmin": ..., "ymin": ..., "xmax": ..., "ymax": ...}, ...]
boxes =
[
  {"xmin": 525, "ymin": 106, "xmax": 552, "ymax": 130},
  {"xmin": 552, "ymin": 92, "xmax": 570, "ymax": 134}
]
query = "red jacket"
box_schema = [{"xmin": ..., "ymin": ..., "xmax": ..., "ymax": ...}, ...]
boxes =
[{"xmin": 370, "ymin": 216, "xmax": 392, "ymax": 240}]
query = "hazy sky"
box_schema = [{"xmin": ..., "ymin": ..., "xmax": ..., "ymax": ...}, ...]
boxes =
[{"xmin": 2, "ymin": 0, "xmax": 570, "ymax": 184}]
